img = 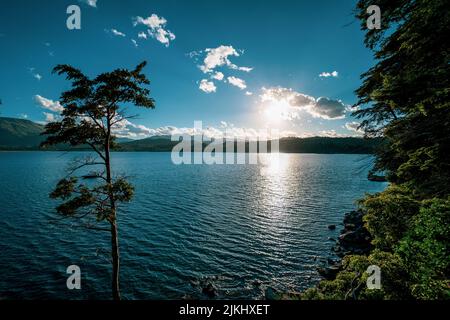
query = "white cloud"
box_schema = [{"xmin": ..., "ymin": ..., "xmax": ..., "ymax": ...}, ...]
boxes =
[
  {"xmin": 43, "ymin": 112, "xmax": 56, "ymax": 123},
  {"xmin": 138, "ymin": 32, "xmax": 147, "ymax": 39},
  {"xmin": 112, "ymin": 119, "xmax": 154, "ymax": 138},
  {"xmin": 308, "ymin": 97, "xmax": 346, "ymax": 120},
  {"xmin": 345, "ymin": 122, "xmax": 363, "ymax": 134},
  {"xmin": 260, "ymin": 87, "xmax": 347, "ymax": 120},
  {"xmin": 150, "ymin": 27, "xmax": 176, "ymax": 47},
  {"xmin": 245, "ymin": 91, "xmax": 253, "ymax": 96},
  {"xmin": 111, "ymin": 119, "xmax": 357, "ymax": 140},
  {"xmin": 227, "ymin": 76, "xmax": 247, "ymax": 90},
  {"xmin": 29, "ymin": 67, "xmax": 42, "ymax": 81},
  {"xmin": 212, "ymin": 72, "xmax": 224, "ymax": 81},
  {"xmin": 19, "ymin": 113, "xmax": 28, "ymax": 119},
  {"xmin": 318, "ymin": 130, "xmax": 346, "ymax": 137},
  {"xmin": 110, "ymin": 29, "xmax": 126, "ymax": 37},
  {"xmin": 133, "ymin": 14, "xmax": 175, "ymax": 47},
  {"xmin": 34, "ymin": 95, "xmax": 64, "ymax": 113},
  {"xmin": 319, "ymin": 71, "xmax": 339, "ymax": 78},
  {"xmin": 200, "ymin": 45, "xmax": 239, "ymax": 73},
  {"xmin": 199, "ymin": 79, "xmax": 217, "ymax": 93},
  {"xmin": 230, "ymin": 65, "xmax": 253, "ymax": 72},
  {"xmin": 131, "ymin": 39, "xmax": 138, "ymax": 47},
  {"xmin": 190, "ymin": 45, "xmax": 253, "ymax": 93},
  {"xmin": 197, "ymin": 45, "xmax": 253, "ymax": 74}
]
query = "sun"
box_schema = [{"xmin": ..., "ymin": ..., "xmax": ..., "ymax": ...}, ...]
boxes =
[{"xmin": 263, "ymin": 100, "xmax": 291, "ymax": 123}]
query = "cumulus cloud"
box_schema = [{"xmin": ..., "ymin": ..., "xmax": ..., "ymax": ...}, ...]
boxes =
[
  {"xmin": 190, "ymin": 45, "xmax": 253, "ymax": 94},
  {"xmin": 261, "ymin": 87, "xmax": 315, "ymax": 107},
  {"xmin": 245, "ymin": 91, "xmax": 253, "ymax": 96},
  {"xmin": 34, "ymin": 95, "xmax": 64, "ymax": 113},
  {"xmin": 199, "ymin": 45, "xmax": 239, "ymax": 73},
  {"xmin": 319, "ymin": 71, "xmax": 338, "ymax": 78},
  {"xmin": 212, "ymin": 72, "xmax": 224, "ymax": 81},
  {"xmin": 198, "ymin": 45, "xmax": 252, "ymax": 74},
  {"xmin": 309, "ymin": 97, "xmax": 346, "ymax": 120},
  {"xmin": 199, "ymin": 79, "xmax": 217, "ymax": 93},
  {"xmin": 133, "ymin": 14, "xmax": 175, "ymax": 47},
  {"xmin": 227, "ymin": 76, "xmax": 247, "ymax": 90},
  {"xmin": 260, "ymin": 87, "xmax": 347, "ymax": 120}
]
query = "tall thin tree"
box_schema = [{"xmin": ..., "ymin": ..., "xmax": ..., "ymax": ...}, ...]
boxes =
[{"xmin": 41, "ymin": 62, "xmax": 155, "ymax": 300}]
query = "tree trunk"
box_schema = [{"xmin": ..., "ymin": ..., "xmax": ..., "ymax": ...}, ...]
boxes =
[
  {"xmin": 111, "ymin": 219, "xmax": 120, "ymax": 300},
  {"xmin": 105, "ymin": 122, "xmax": 121, "ymax": 300}
]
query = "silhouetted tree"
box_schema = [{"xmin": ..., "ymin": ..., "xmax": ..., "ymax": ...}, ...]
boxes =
[
  {"xmin": 41, "ymin": 62, "xmax": 155, "ymax": 300},
  {"xmin": 302, "ymin": 0, "xmax": 450, "ymax": 300},
  {"xmin": 354, "ymin": 0, "xmax": 450, "ymax": 195}
]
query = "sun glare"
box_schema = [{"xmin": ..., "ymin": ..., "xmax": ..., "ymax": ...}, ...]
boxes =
[{"xmin": 263, "ymin": 100, "xmax": 291, "ymax": 123}]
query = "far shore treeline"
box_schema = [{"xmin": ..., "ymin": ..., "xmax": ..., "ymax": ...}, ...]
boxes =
[{"xmin": 0, "ymin": 116, "xmax": 380, "ymax": 154}]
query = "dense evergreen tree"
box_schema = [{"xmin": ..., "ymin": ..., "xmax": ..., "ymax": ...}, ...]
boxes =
[
  {"xmin": 41, "ymin": 62, "xmax": 155, "ymax": 300},
  {"xmin": 302, "ymin": 0, "xmax": 450, "ymax": 300}
]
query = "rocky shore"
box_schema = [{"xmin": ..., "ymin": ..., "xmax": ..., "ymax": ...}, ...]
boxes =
[{"xmin": 317, "ymin": 210, "xmax": 372, "ymax": 280}]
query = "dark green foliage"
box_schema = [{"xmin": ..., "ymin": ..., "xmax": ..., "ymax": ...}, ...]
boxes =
[
  {"xmin": 359, "ymin": 185, "xmax": 419, "ymax": 250},
  {"xmin": 303, "ymin": 251, "xmax": 410, "ymax": 300},
  {"xmin": 42, "ymin": 62, "xmax": 154, "ymax": 226},
  {"xmin": 354, "ymin": 0, "xmax": 450, "ymax": 196},
  {"xmin": 398, "ymin": 199, "xmax": 450, "ymax": 299},
  {"xmin": 42, "ymin": 62, "xmax": 155, "ymax": 299},
  {"xmin": 304, "ymin": 0, "xmax": 450, "ymax": 300}
]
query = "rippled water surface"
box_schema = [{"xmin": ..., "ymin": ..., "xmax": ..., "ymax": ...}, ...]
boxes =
[{"xmin": 0, "ymin": 152, "xmax": 386, "ymax": 299}]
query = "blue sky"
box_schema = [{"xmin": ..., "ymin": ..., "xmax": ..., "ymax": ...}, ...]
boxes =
[{"xmin": 0, "ymin": 0, "xmax": 374, "ymax": 138}]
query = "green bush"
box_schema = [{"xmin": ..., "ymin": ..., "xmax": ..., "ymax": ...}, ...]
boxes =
[
  {"xmin": 397, "ymin": 198, "xmax": 450, "ymax": 299},
  {"xmin": 359, "ymin": 186, "xmax": 419, "ymax": 251}
]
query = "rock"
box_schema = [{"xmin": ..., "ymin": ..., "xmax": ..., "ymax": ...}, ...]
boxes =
[
  {"xmin": 265, "ymin": 287, "xmax": 282, "ymax": 300},
  {"xmin": 317, "ymin": 265, "xmax": 340, "ymax": 280},
  {"xmin": 344, "ymin": 223, "xmax": 356, "ymax": 230},
  {"xmin": 328, "ymin": 224, "xmax": 336, "ymax": 230},
  {"xmin": 327, "ymin": 257, "xmax": 339, "ymax": 265},
  {"xmin": 343, "ymin": 210, "xmax": 364, "ymax": 226},
  {"xmin": 368, "ymin": 172, "xmax": 387, "ymax": 182},
  {"xmin": 339, "ymin": 231, "xmax": 358, "ymax": 243},
  {"xmin": 202, "ymin": 283, "xmax": 218, "ymax": 298}
]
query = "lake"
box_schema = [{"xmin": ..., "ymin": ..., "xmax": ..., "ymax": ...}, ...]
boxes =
[{"xmin": 0, "ymin": 152, "xmax": 386, "ymax": 299}]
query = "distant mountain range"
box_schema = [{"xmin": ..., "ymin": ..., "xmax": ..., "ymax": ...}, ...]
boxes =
[
  {"xmin": 0, "ymin": 117, "xmax": 381, "ymax": 154},
  {"xmin": 0, "ymin": 117, "xmax": 45, "ymax": 149}
]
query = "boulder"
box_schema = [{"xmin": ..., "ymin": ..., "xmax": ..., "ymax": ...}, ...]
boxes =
[{"xmin": 202, "ymin": 283, "xmax": 218, "ymax": 298}]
